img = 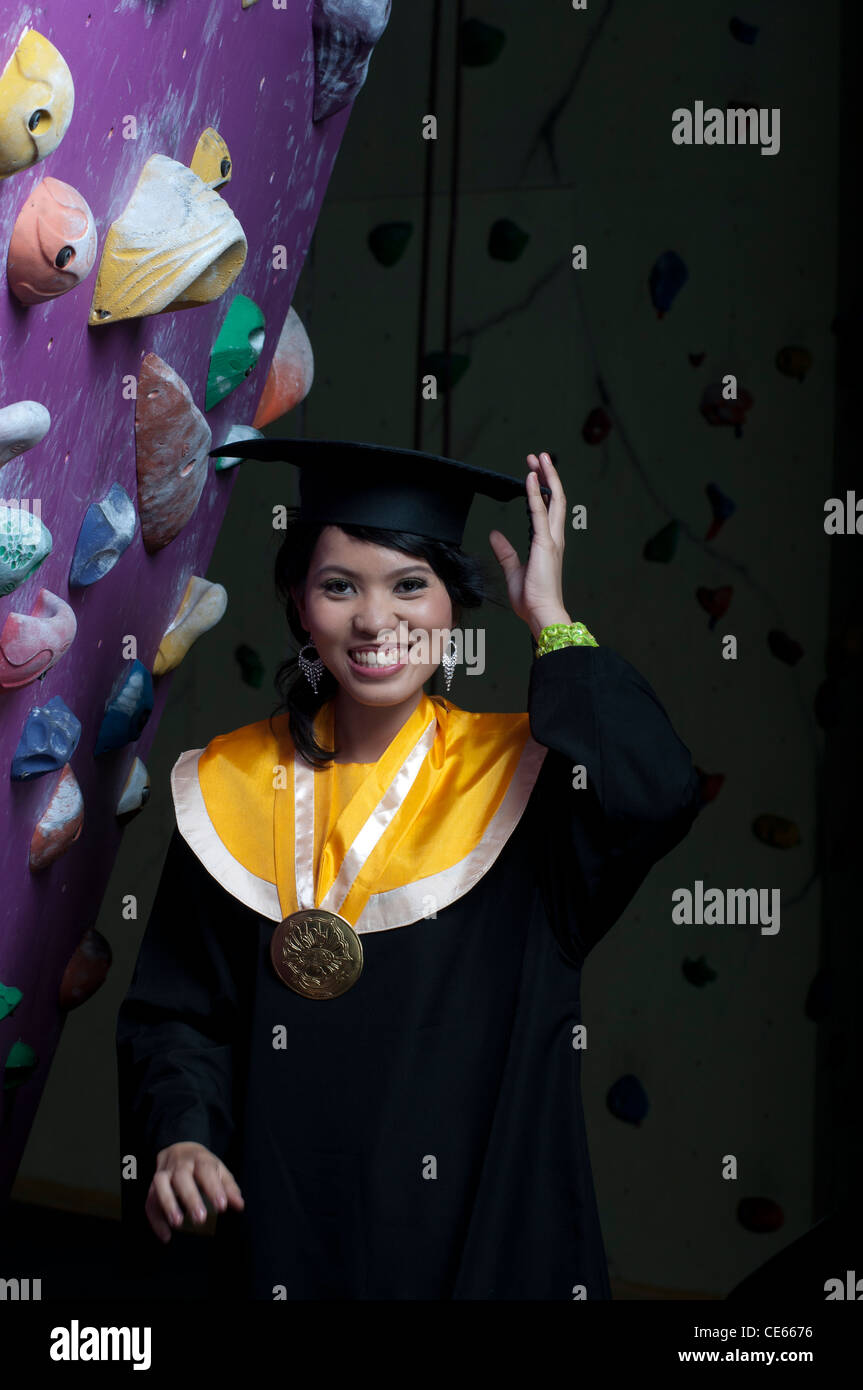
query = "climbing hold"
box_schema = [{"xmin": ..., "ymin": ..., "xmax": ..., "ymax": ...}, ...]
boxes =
[
  {"xmin": 643, "ymin": 520, "xmax": 679, "ymax": 562},
  {"xmin": 705, "ymin": 482, "xmax": 736, "ymax": 540},
  {"xmin": 11, "ymin": 695, "xmax": 81, "ymax": 780},
  {"xmin": 368, "ymin": 221, "xmax": 413, "ymax": 266},
  {"xmin": 581, "ymin": 407, "xmax": 612, "ymax": 445},
  {"xmin": 0, "ymin": 504, "xmax": 52, "ymax": 596},
  {"xmin": 189, "ymin": 126, "xmax": 233, "ymax": 188},
  {"xmin": 729, "ymin": 17, "xmax": 760, "ymax": 45},
  {"xmin": 116, "ymin": 756, "xmax": 150, "ymax": 824},
  {"xmin": 648, "ymin": 251, "xmax": 688, "ymax": 318},
  {"xmin": 775, "ymin": 345, "xmax": 811, "ymax": 381},
  {"xmin": 752, "ymin": 814, "xmax": 800, "ymax": 849},
  {"xmin": 206, "ymin": 294, "xmax": 266, "ymax": 410},
  {"xmin": 312, "ymin": 0, "xmax": 392, "ymax": 121},
  {"xmin": 252, "ymin": 306, "xmax": 314, "ymax": 428},
  {"xmin": 236, "ymin": 643, "xmax": 265, "ymax": 688},
  {"xmin": 682, "ymin": 956, "xmax": 717, "ymax": 986},
  {"xmin": 135, "ymin": 353, "xmax": 212, "ymax": 553},
  {"xmin": 606, "ymin": 1074, "xmax": 649, "ymax": 1126},
  {"xmin": 59, "ymin": 928, "xmax": 112, "ymax": 1011},
  {"xmin": 696, "ymin": 585, "xmax": 733, "ymax": 628},
  {"xmin": 0, "ymin": 982, "xmax": 23, "ymax": 1020},
  {"xmin": 767, "ymin": 630, "xmax": 803, "ymax": 666},
  {"xmin": 2, "ymin": 1039, "xmax": 38, "ymax": 1089},
  {"xmin": 69, "ymin": 482, "xmax": 136, "ymax": 588},
  {"xmin": 88, "ymin": 154, "xmax": 247, "ymax": 325},
  {"xmin": 153, "ymin": 576, "xmax": 227, "ymax": 676},
  {"xmin": 211, "ymin": 424, "xmax": 265, "ymax": 473},
  {"xmin": 421, "ymin": 351, "xmax": 470, "ymax": 393},
  {"xmin": 0, "ymin": 399, "xmax": 51, "ymax": 469},
  {"xmin": 460, "ymin": 17, "xmax": 506, "ymax": 66},
  {"xmin": 737, "ymin": 1198, "xmax": 783, "ymax": 1234},
  {"xmin": 488, "ymin": 218, "xmax": 530, "ymax": 261},
  {"xmin": 7, "ymin": 176, "xmax": 97, "ymax": 305},
  {"xmin": 95, "ymin": 659, "xmax": 154, "ymax": 755},
  {"xmin": 694, "ymin": 767, "xmax": 725, "ymax": 805},
  {"xmin": 29, "ymin": 763, "xmax": 83, "ymax": 870},
  {"xmin": 0, "ymin": 588, "xmax": 76, "ymax": 689},
  {"xmin": 0, "ymin": 29, "xmax": 74, "ymax": 181},
  {"xmin": 700, "ymin": 382, "xmax": 753, "ymax": 437}
]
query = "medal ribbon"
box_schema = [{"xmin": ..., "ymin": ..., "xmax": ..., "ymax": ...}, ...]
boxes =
[{"xmin": 290, "ymin": 709, "xmax": 439, "ymax": 919}]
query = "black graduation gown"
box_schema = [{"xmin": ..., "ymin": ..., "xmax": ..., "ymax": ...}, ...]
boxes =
[{"xmin": 115, "ymin": 643, "xmax": 702, "ymax": 1300}]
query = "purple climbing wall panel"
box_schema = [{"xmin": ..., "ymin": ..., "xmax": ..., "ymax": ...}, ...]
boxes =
[{"xmin": 0, "ymin": 0, "xmax": 359, "ymax": 1195}]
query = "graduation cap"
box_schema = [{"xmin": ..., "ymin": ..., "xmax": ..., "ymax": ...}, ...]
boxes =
[{"xmin": 206, "ymin": 436, "xmax": 550, "ymax": 545}]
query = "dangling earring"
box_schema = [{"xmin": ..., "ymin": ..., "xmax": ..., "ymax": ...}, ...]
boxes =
[
  {"xmin": 441, "ymin": 635, "xmax": 458, "ymax": 693},
  {"xmin": 298, "ymin": 641, "xmax": 325, "ymax": 694}
]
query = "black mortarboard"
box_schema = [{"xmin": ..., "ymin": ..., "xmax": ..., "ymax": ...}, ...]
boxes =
[{"xmin": 207, "ymin": 437, "xmax": 550, "ymax": 545}]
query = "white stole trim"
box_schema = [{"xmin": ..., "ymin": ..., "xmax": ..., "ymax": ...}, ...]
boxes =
[{"xmin": 170, "ymin": 748, "xmax": 283, "ymax": 921}]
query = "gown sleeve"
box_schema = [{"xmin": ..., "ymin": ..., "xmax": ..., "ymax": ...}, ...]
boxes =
[
  {"xmin": 526, "ymin": 642, "xmax": 702, "ymax": 965},
  {"xmin": 115, "ymin": 825, "xmax": 253, "ymax": 1177}
]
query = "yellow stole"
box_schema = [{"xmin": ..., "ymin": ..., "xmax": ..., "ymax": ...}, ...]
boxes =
[{"xmin": 171, "ymin": 690, "xmax": 548, "ymax": 933}]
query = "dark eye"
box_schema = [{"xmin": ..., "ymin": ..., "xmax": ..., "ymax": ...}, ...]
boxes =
[
  {"xmin": 323, "ymin": 579, "xmax": 352, "ymax": 593},
  {"xmin": 398, "ymin": 578, "xmax": 428, "ymax": 592}
]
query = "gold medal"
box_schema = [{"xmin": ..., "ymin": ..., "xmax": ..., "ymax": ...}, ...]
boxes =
[{"xmin": 270, "ymin": 908, "xmax": 364, "ymax": 1000}]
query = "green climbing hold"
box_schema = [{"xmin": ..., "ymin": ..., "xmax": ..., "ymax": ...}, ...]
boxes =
[
  {"xmin": 236, "ymin": 643, "xmax": 265, "ymax": 689},
  {"xmin": 368, "ymin": 222, "xmax": 413, "ymax": 267},
  {"xmin": 643, "ymin": 520, "xmax": 680, "ymax": 562},
  {"xmin": 0, "ymin": 506, "xmax": 52, "ymax": 596},
  {"xmin": 3, "ymin": 1038, "xmax": 38, "ymax": 1090},
  {"xmin": 0, "ymin": 982, "xmax": 23, "ymax": 1021},
  {"xmin": 488, "ymin": 219, "xmax": 530, "ymax": 262},
  {"xmin": 206, "ymin": 294, "xmax": 266, "ymax": 411},
  {"xmin": 422, "ymin": 351, "xmax": 471, "ymax": 394},
  {"xmin": 460, "ymin": 18, "xmax": 506, "ymax": 66}
]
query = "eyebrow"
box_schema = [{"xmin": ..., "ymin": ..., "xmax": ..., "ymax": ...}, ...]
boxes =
[{"xmin": 313, "ymin": 563, "xmax": 433, "ymax": 579}]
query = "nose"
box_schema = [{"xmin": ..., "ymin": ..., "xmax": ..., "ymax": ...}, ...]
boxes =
[{"xmin": 351, "ymin": 595, "xmax": 404, "ymax": 640}]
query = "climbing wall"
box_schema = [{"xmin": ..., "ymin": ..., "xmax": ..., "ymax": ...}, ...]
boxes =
[{"xmin": 0, "ymin": 0, "xmax": 390, "ymax": 1197}]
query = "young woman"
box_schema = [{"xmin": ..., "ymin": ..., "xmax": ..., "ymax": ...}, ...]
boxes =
[{"xmin": 116, "ymin": 444, "xmax": 701, "ymax": 1300}]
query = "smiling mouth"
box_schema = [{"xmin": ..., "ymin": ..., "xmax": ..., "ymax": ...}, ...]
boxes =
[{"xmin": 348, "ymin": 644, "xmax": 419, "ymax": 667}]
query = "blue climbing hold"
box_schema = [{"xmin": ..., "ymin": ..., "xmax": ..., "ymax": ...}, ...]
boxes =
[
  {"xmin": 69, "ymin": 483, "xmax": 136, "ymax": 588},
  {"xmin": 94, "ymin": 659, "xmax": 154, "ymax": 755},
  {"xmin": 606, "ymin": 1073, "xmax": 649, "ymax": 1125},
  {"xmin": 11, "ymin": 696, "xmax": 82, "ymax": 780},
  {"xmin": 649, "ymin": 251, "xmax": 688, "ymax": 318}
]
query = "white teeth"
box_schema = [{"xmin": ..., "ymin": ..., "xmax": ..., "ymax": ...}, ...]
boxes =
[{"xmin": 350, "ymin": 648, "xmax": 399, "ymax": 666}]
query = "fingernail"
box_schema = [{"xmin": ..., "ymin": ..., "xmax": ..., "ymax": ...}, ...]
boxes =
[{"xmin": 197, "ymin": 1206, "xmax": 206, "ymax": 1221}]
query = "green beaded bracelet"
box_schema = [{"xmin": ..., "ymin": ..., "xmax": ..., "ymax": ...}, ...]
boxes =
[{"xmin": 535, "ymin": 621, "xmax": 598, "ymax": 656}]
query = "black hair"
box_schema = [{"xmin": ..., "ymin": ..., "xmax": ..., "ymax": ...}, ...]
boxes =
[{"xmin": 268, "ymin": 510, "xmax": 493, "ymax": 767}]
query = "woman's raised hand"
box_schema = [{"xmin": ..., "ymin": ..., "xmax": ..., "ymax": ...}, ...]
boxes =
[
  {"xmin": 145, "ymin": 1140, "xmax": 244, "ymax": 1243},
  {"xmin": 489, "ymin": 451, "xmax": 572, "ymax": 640}
]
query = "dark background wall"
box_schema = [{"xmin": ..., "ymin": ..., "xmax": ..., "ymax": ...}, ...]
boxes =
[{"xmin": 15, "ymin": 0, "xmax": 854, "ymax": 1299}]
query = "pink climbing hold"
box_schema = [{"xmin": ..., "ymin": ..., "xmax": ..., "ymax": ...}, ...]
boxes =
[{"xmin": 0, "ymin": 588, "xmax": 77, "ymax": 689}]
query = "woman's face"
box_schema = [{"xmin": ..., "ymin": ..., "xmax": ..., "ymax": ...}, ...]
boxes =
[{"xmin": 292, "ymin": 526, "xmax": 454, "ymax": 706}]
